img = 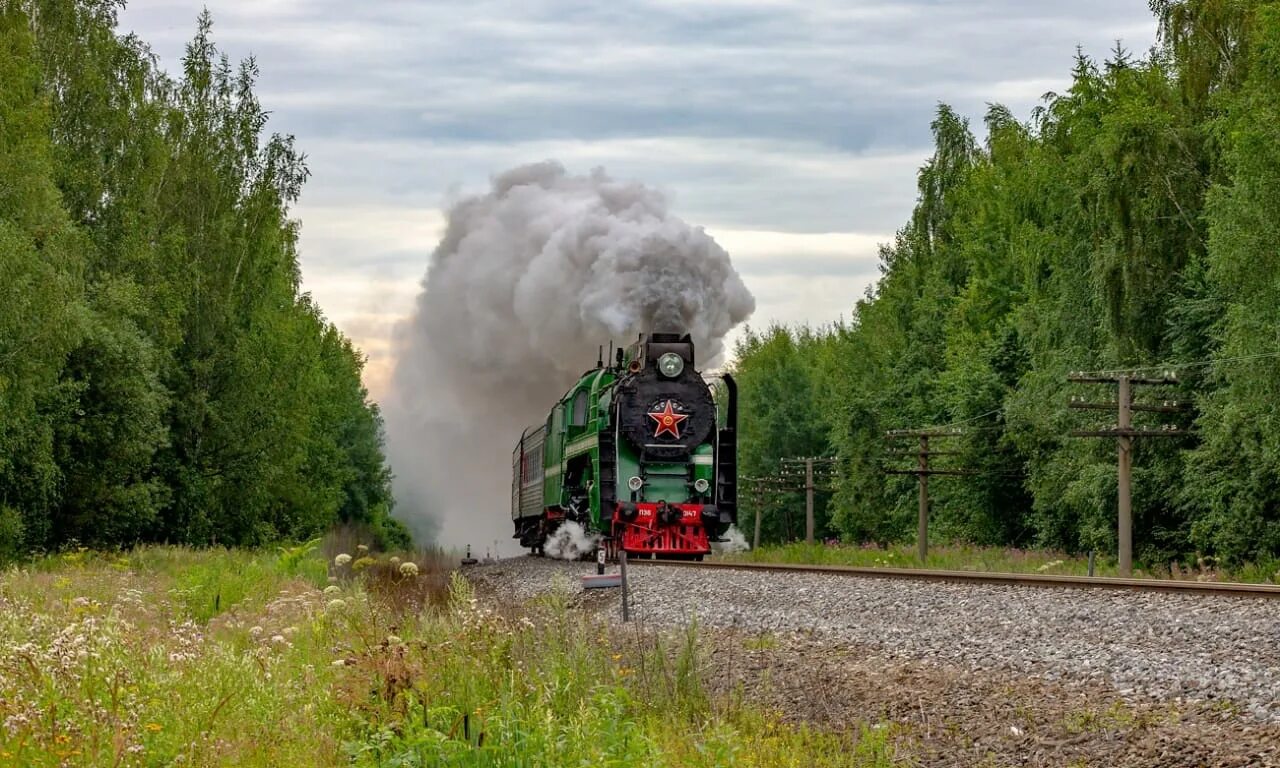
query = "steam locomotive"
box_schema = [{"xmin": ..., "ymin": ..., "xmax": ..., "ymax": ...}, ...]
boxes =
[{"xmin": 511, "ymin": 333, "xmax": 737, "ymax": 558}]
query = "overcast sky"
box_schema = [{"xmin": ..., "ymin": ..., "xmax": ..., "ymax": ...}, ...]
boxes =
[{"xmin": 119, "ymin": 0, "xmax": 1158, "ymax": 397}]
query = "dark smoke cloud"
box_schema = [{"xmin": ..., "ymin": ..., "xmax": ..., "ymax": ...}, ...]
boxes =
[{"xmin": 384, "ymin": 162, "xmax": 755, "ymax": 551}]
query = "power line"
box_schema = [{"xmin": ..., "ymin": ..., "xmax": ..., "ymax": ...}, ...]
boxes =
[
  {"xmin": 886, "ymin": 408, "xmax": 1003, "ymax": 436},
  {"xmin": 933, "ymin": 407, "xmax": 1003, "ymax": 430},
  {"xmin": 1073, "ymin": 350, "xmax": 1280, "ymax": 378}
]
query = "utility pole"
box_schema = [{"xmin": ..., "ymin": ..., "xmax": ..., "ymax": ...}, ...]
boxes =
[
  {"xmin": 1067, "ymin": 371, "xmax": 1191, "ymax": 576},
  {"xmin": 752, "ymin": 477, "xmax": 763, "ymax": 550},
  {"xmin": 805, "ymin": 458, "xmax": 815, "ymax": 544},
  {"xmin": 1117, "ymin": 375, "xmax": 1132, "ymax": 577},
  {"xmin": 771, "ymin": 459, "xmax": 839, "ymax": 545},
  {"xmin": 883, "ymin": 429, "xmax": 972, "ymax": 561},
  {"xmin": 917, "ymin": 436, "xmax": 928, "ymax": 561},
  {"xmin": 742, "ymin": 475, "xmax": 782, "ymax": 548}
]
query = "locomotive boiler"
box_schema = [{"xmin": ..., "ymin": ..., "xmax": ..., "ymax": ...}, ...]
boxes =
[{"xmin": 511, "ymin": 333, "xmax": 737, "ymax": 558}]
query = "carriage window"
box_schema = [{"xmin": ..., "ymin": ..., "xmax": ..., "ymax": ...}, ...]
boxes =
[
  {"xmin": 523, "ymin": 443, "xmax": 543, "ymax": 480},
  {"xmin": 571, "ymin": 390, "xmax": 589, "ymax": 427}
]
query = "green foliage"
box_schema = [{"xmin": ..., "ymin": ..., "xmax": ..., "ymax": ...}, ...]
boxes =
[
  {"xmin": 733, "ymin": 0, "xmax": 1280, "ymax": 569},
  {"xmin": 278, "ymin": 537, "xmax": 322, "ymax": 575},
  {"xmin": 733, "ymin": 325, "xmax": 833, "ymax": 542},
  {"xmin": 0, "ymin": 2, "xmax": 403, "ymax": 551},
  {"xmin": 157, "ymin": 549, "xmax": 294, "ymax": 621},
  {"xmin": 0, "ymin": 545, "xmax": 901, "ymax": 767},
  {"xmin": 0, "ymin": 1, "xmax": 88, "ymax": 551},
  {"xmin": 340, "ymin": 573, "xmax": 891, "ymax": 768},
  {"xmin": 1182, "ymin": 3, "xmax": 1280, "ymax": 560},
  {"xmin": 0, "ymin": 506, "xmax": 23, "ymax": 565}
]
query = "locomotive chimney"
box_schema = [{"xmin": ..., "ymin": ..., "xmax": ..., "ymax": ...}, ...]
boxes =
[{"xmin": 643, "ymin": 332, "xmax": 695, "ymax": 371}]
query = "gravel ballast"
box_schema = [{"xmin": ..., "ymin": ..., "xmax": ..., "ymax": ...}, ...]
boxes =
[{"xmin": 469, "ymin": 557, "xmax": 1280, "ymax": 723}]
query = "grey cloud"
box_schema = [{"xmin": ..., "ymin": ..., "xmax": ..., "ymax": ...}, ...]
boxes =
[
  {"xmin": 734, "ymin": 256, "xmax": 881, "ymax": 280},
  {"xmin": 285, "ymin": 136, "xmax": 924, "ymax": 234},
  {"xmin": 117, "ymin": 0, "xmax": 1159, "ymax": 349},
  {"xmin": 123, "ymin": 1, "xmax": 1156, "ymax": 155}
]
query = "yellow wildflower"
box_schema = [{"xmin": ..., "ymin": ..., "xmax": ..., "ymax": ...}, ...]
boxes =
[{"xmin": 145, "ymin": 723, "xmax": 162, "ymax": 733}]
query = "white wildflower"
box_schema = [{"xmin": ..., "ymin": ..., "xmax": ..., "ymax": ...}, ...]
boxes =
[
  {"xmin": 270, "ymin": 634, "xmax": 287, "ymax": 645},
  {"xmin": 389, "ymin": 556, "xmax": 401, "ymax": 567},
  {"xmin": 249, "ymin": 626, "xmax": 264, "ymax": 637},
  {"xmin": 399, "ymin": 561, "xmax": 419, "ymax": 577},
  {"xmin": 326, "ymin": 599, "xmax": 346, "ymax": 611},
  {"xmin": 356, "ymin": 544, "xmax": 369, "ymax": 554},
  {"xmin": 334, "ymin": 553, "xmax": 352, "ymax": 567},
  {"xmin": 331, "ymin": 659, "xmax": 347, "ymax": 667},
  {"xmin": 323, "ymin": 585, "xmax": 341, "ymax": 596},
  {"xmin": 387, "ymin": 635, "xmax": 402, "ymax": 645}
]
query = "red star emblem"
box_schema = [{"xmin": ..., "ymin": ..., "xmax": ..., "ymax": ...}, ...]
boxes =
[{"xmin": 648, "ymin": 400, "xmax": 688, "ymax": 439}]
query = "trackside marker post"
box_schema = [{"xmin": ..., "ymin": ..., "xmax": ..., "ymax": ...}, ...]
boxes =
[
  {"xmin": 582, "ymin": 546, "xmax": 622, "ymax": 589},
  {"xmin": 620, "ymin": 551, "xmax": 630, "ymax": 622}
]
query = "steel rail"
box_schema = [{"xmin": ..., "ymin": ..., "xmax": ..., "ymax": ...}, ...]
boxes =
[{"xmin": 630, "ymin": 559, "xmax": 1280, "ymax": 598}]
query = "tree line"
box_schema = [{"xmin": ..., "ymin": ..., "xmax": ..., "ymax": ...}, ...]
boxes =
[
  {"xmin": 0, "ymin": 0, "xmax": 407, "ymax": 563},
  {"xmin": 733, "ymin": 0, "xmax": 1280, "ymax": 566}
]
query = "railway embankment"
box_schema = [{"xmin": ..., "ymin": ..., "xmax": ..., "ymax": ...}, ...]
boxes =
[{"xmin": 471, "ymin": 556, "xmax": 1280, "ymax": 767}]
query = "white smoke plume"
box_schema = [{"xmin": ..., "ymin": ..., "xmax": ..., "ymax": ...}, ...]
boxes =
[
  {"xmin": 384, "ymin": 161, "xmax": 755, "ymax": 551},
  {"xmin": 711, "ymin": 525, "xmax": 751, "ymax": 554},
  {"xmin": 542, "ymin": 521, "xmax": 601, "ymax": 561}
]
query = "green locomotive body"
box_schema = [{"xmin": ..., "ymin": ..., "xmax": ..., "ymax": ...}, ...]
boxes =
[{"xmin": 511, "ymin": 333, "xmax": 737, "ymax": 557}]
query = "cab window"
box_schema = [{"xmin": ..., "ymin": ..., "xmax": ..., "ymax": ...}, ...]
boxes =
[{"xmin": 570, "ymin": 390, "xmax": 589, "ymax": 427}]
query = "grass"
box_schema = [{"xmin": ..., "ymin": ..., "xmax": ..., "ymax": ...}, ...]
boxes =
[
  {"xmin": 0, "ymin": 543, "xmax": 898, "ymax": 767},
  {"xmin": 719, "ymin": 541, "xmax": 1280, "ymax": 583},
  {"xmin": 742, "ymin": 632, "xmax": 780, "ymax": 652},
  {"xmin": 1060, "ymin": 699, "xmax": 1178, "ymax": 734}
]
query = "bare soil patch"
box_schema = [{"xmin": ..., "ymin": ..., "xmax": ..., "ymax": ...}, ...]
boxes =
[{"xmin": 698, "ymin": 629, "xmax": 1280, "ymax": 768}]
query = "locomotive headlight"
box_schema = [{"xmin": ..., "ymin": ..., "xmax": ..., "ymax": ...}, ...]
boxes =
[
  {"xmin": 657, "ymin": 352, "xmax": 684, "ymax": 378},
  {"xmin": 627, "ymin": 476, "xmax": 644, "ymax": 492},
  {"xmin": 694, "ymin": 478, "xmax": 710, "ymax": 494}
]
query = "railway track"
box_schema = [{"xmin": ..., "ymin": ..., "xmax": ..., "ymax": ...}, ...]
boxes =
[{"xmin": 632, "ymin": 558, "xmax": 1280, "ymax": 598}]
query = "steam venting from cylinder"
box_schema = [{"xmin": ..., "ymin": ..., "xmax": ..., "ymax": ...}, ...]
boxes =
[{"xmin": 384, "ymin": 162, "xmax": 755, "ymax": 549}]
